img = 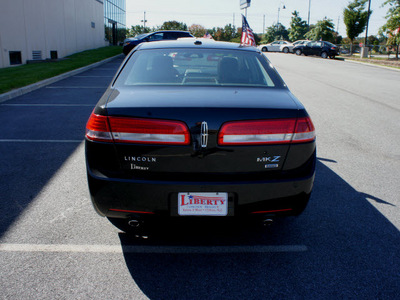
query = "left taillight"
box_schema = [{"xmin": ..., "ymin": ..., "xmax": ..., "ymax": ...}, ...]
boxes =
[
  {"xmin": 85, "ymin": 112, "xmax": 190, "ymax": 145},
  {"xmin": 85, "ymin": 113, "xmax": 113, "ymax": 142}
]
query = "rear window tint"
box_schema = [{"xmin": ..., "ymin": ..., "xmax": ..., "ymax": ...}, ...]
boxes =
[{"xmin": 117, "ymin": 48, "xmax": 282, "ymax": 88}]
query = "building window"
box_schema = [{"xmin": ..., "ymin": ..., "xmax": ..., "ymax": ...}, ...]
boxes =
[
  {"xmin": 50, "ymin": 51, "xmax": 58, "ymax": 60},
  {"xmin": 9, "ymin": 51, "xmax": 22, "ymax": 65},
  {"xmin": 91, "ymin": 22, "xmax": 96, "ymax": 28},
  {"xmin": 104, "ymin": 0, "xmax": 126, "ymax": 45}
]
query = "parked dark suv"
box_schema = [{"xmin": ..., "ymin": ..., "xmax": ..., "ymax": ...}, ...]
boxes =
[
  {"xmin": 123, "ymin": 30, "xmax": 194, "ymax": 55},
  {"xmin": 293, "ymin": 41, "xmax": 339, "ymax": 59}
]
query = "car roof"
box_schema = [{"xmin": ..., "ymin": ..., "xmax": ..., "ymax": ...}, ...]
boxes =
[
  {"xmin": 152, "ymin": 30, "xmax": 192, "ymax": 33},
  {"xmin": 136, "ymin": 38, "xmax": 260, "ymax": 52},
  {"xmin": 126, "ymin": 30, "xmax": 192, "ymax": 40}
]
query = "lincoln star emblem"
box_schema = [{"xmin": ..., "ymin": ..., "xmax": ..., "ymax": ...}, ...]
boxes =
[{"xmin": 201, "ymin": 121, "xmax": 208, "ymax": 148}]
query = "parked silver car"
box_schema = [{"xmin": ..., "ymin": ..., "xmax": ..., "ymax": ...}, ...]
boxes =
[{"xmin": 258, "ymin": 40, "xmax": 294, "ymax": 53}]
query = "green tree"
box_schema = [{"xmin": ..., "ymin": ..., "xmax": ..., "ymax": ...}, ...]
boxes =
[
  {"xmin": 288, "ymin": 11, "xmax": 308, "ymax": 42},
  {"xmin": 333, "ymin": 32, "xmax": 344, "ymax": 44},
  {"xmin": 189, "ymin": 24, "xmax": 206, "ymax": 37},
  {"xmin": 160, "ymin": 21, "xmax": 188, "ymax": 31},
  {"xmin": 380, "ymin": 0, "xmax": 400, "ymax": 57},
  {"xmin": 264, "ymin": 24, "xmax": 289, "ymax": 43},
  {"xmin": 343, "ymin": 0, "xmax": 371, "ymax": 54},
  {"xmin": 305, "ymin": 18, "xmax": 336, "ymax": 42},
  {"xmin": 207, "ymin": 24, "xmax": 239, "ymax": 41},
  {"xmin": 128, "ymin": 25, "xmax": 151, "ymax": 37},
  {"xmin": 223, "ymin": 24, "xmax": 238, "ymax": 40}
]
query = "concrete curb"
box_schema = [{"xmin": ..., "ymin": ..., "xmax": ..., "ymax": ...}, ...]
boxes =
[
  {"xmin": 0, "ymin": 54, "xmax": 123, "ymax": 103},
  {"xmin": 344, "ymin": 58, "xmax": 400, "ymax": 72}
]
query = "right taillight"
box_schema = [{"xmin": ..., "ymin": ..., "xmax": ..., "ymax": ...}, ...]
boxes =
[
  {"xmin": 218, "ymin": 117, "xmax": 315, "ymax": 145},
  {"xmin": 291, "ymin": 117, "xmax": 315, "ymax": 143},
  {"xmin": 85, "ymin": 112, "xmax": 190, "ymax": 145}
]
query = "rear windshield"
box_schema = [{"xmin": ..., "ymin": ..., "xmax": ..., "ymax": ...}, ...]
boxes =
[{"xmin": 116, "ymin": 48, "xmax": 283, "ymax": 88}]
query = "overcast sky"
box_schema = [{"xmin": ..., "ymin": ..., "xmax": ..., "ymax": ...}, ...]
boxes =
[{"xmin": 126, "ymin": 0, "xmax": 388, "ymax": 37}]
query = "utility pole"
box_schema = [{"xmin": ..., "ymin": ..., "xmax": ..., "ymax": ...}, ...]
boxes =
[
  {"xmin": 337, "ymin": 16, "xmax": 340, "ymax": 33},
  {"xmin": 361, "ymin": 0, "xmax": 372, "ymax": 58},
  {"xmin": 263, "ymin": 14, "xmax": 265, "ymax": 35},
  {"xmin": 277, "ymin": 2, "xmax": 285, "ymax": 27},
  {"xmin": 141, "ymin": 11, "xmax": 147, "ymax": 32},
  {"xmin": 307, "ymin": 0, "xmax": 311, "ymax": 28},
  {"xmin": 364, "ymin": 0, "xmax": 371, "ymax": 45}
]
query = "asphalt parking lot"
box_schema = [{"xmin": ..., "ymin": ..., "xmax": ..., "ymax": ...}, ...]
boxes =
[{"xmin": 1, "ymin": 54, "xmax": 400, "ymax": 299}]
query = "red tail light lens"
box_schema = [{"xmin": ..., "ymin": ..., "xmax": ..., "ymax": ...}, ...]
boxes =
[
  {"xmin": 86, "ymin": 113, "xmax": 113, "ymax": 142},
  {"xmin": 218, "ymin": 117, "xmax": 315, "ymax": 145},
  {"xmin": 292, "ymin": 117, "xmax": 315, "ymax": 143},
  {"xmin": 85, "ymin": 112, "xmax": 190, "ymax": 145},
  {"xmin": 108, "ymin": 117, "xmax": 190, "ymax": 145}
]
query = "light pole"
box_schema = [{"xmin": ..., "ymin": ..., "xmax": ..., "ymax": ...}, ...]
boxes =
[
  {"xmin": 141, "ymin": 11, "xmax": 147, "ymax": 33},
  {"xmin": 307, "ymin": 0, "xmax": 311, "ymax": 28},
  {"xmin": 277, "ymin": 2, "xmax": 286, "ymax": 27}
]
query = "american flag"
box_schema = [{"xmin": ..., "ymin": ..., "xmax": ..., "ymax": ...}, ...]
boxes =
[
  {"xmin": 241, "ymin": 14, "xmax": 256, "ymax": 46},
  {"xmin": 203, "ymin": 32, "xmax": 213, "ymax": 39}
]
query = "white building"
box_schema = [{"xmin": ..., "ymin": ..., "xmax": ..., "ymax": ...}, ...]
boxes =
[{"xmin": 0, "ymin": 0, "xmax": 106, "ymax": 68}]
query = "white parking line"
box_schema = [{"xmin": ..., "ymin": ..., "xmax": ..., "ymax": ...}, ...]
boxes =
[
  {"xmin": 0, "ymin": 243, "xmax": 307, "ymax": 254},
  {"xmin": 0, "ymin": 139, "xmax": 82, "ymax": 143},
  {"xmin": 73, "ymin": 76, "xmax": 114, "ymax": 78},
  {"xmin": 93, "ymin": 68, "xmax": 118, "ymax": 70},
  {"xmin": 46, "ymin": 86, "xmax": 105, "ymax": 89}
]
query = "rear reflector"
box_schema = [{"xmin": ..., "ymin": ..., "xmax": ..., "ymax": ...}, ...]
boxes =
[
  {"xmin": 109, "ymin": 209, "xmax": 155, "ymax": 214},
  {"xmin": 85, "ymin": 112, "xmax": 190, "ymax": 145},
  {"xmin": 218, "ymin": 117, "xmax": 315, "ymax": 145}
]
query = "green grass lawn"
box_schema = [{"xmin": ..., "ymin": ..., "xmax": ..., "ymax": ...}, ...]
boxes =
[
  {"xmin": 337, "ymin": 55, "xmax": 400, "ymax": 70},
  {"xmin": 0, "ymin": 46, "xmax": 122, "ymax": 94}
]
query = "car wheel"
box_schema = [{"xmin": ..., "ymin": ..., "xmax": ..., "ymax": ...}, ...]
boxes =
[
  {"xmin": 295, "ymin": 49, "xmax": 302, "ymax": 56},
  {"xmin": 321, "ymin": 51, "xmax": 328, "ymax": 59},
  {"xmin": 262, "ymin": 47, "xmax": 268, "ymax": 52},
  {"xmin": 283, "ymin": 47, "xmax": 289, "ymax": 53}
]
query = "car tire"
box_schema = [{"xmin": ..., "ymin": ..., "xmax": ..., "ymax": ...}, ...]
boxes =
[
  {"xmin": 262, "ymin": 47, "xmax": 268, "ymax": 52},
  {"xmin": 283, "ymin": 47, "xmax": 289, "ymax": 53},
  {"xmin": 295, "ymin": 49, "xmax": 302, "ymax": 56},
  {"xmin": 321, "ymin": 51, "xmax": 328, "ymax": 59}
]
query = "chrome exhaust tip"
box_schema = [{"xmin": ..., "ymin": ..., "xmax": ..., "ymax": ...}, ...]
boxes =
[
  {"xmin": 263, "ymin": 219, "xmax": 274, "ymax": 227},
  {"xmin": 128, "ymin": 219, "xmax": 141, "ymax": 228}
]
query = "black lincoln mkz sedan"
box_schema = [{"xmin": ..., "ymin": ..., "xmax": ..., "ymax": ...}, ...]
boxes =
[{"xmin": 85, "ymin": 39, "xmax": 316, "ymax": 233}]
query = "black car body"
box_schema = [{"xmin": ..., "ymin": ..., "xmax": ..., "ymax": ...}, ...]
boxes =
[
  {"xmin": 122, "ymin": 30, "xmax": 194, "ymax": 55},
  {"xmin": 86, "ymin": 39, "xmax": 316, "ymax": 233},
  {"xmin": 293, "ymin": 41, "xmax": 339, "ymax": 59}
]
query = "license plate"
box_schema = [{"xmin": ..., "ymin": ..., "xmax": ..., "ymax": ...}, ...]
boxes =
[{"xmin": 178, "ymin": 192, "xmax": 228, "ymax": 216}]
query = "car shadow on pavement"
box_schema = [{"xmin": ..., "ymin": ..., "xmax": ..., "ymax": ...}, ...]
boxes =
[
  {"xmin": 119, "ymin": 160, "xmax": 400, "ymax": 299},
  {"xmin": 0, "ymin": 124, "xmax": 88, "ymax": 238},
  {"xmin": 0, "ymin": 57, "xmax": 124, "ymax": 238}
]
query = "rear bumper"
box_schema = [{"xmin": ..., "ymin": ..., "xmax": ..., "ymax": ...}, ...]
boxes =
[{"xmin": 87, "ymin": 167, "xmax": 315, "ymax": 219}]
